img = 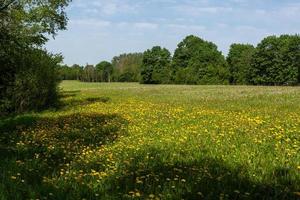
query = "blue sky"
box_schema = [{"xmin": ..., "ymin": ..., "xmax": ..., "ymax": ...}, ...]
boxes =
[{"xmin": 46, "ymin": 0, "xmax": 300, "ymax": 66}]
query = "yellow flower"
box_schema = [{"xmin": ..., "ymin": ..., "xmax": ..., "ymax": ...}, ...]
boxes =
[{"xmin": 135, "ymin": 192, "xmax": 141, "ymax": 197}]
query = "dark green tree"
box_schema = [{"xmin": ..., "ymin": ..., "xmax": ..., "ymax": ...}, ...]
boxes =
[
  {"xmin": 11, "ymin": 49, "xmax": 63, "ymax": 113},
  {"xmin": 59, "ymin": 65, "xmax": 71, "ymax": 80},
  {"xmin": 172, "ymin": 35, "xmax": 229, "ymax": 85},
  {"xmin": 140, "ymin": 46, "xmax": 172, "ymax": 84},
  {"xmin": 227, "ymin": 44, "xmax": 255, "ymax": 85},
  {"xmin": 0, "ymin": 0, "xmax": 70, "ymax": 114},
  {"xmin": 249, "ymin": 35, "xmax": 300, "ymax": 85},
  {"xmin": 96, "ymin": 61, "xmax": 113, "ymax": 82},
  {"xmin": 71, "ymin": 64, "xmax": 84, "ymax": 80},
  {"xmin": 59, "ymin": 64, "xmax": 84, "ymax": 80}
]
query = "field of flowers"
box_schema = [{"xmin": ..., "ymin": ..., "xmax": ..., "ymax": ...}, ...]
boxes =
[{"xmin": 1, "ymin": 81, "xmax": 300, "ymax": 199}]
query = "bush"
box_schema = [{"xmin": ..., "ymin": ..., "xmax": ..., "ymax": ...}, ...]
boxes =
[
  {"xmin": 0, "ymin": 48, "xmax": 62, "ymax": 114},
  {"xmin": 0, "ymin": 0, "xmax": 70, "ymax": 115}
]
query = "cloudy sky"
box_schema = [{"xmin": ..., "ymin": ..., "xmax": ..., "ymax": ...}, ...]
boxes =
[{"xmin": 46, "ymin": 0, "xmax": 300, "ymax": 66}]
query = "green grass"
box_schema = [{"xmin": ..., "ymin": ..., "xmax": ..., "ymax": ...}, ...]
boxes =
[{"xmin": 1, "ymin": 80, "xmax": 300, "ymax": 200}]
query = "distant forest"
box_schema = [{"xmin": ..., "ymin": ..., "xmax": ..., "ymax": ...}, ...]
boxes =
[
  {"xmin": 60, "ymin": 53, "xmax": 143, "ymax": 83},
  {"xmin": 60, "ymin": 34, "xmax": 300, "ymax": 86}
]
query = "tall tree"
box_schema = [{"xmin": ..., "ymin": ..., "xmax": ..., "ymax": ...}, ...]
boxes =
[
  {"xmin": 96, "ymin": 61, "xmax": 113, "ymax": 82},
  {"xmin": 111, "ymin": 53, "xmax": 143, "ymax": 82},
  {"xmin": 82, "ymin": 65, "xmax": 97, "ymax": 82},
  {"xmin": 71, "ymin": 64, "xmax": 84, "ymax": 80},
  {"xmin": 227, "ymin": 44, "xmax": 255, "ymax": 85},
  {"xmin": 59, "ymin": 64, "xmax": 84, "ymax": 80},
  {"xmin": 172, "ymin": 35, "xmax": 229, "ymax": 84},
  {"xmin": 140, "ymin": 46, "xmax": 172, "ymax": 84},
  {"xmin": 249, "ymin": 35, "xmax": 300, "ymax": 85}
]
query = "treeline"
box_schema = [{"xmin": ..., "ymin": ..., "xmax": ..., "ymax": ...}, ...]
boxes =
[
  {"xmin": 140, "ymin": 34, "xmax": 300, "ymax": 85},
  {"xmin": 62, "ymin": 34, "xmax": 300, "ymax": 86},
  {"xmin": 59, "ymin": 53, "xmax": 143, "ymax": 82},
  {"xmin": 141, "ymin": 36, "xmax": 229, "ymax": 85},
  {"xmin": 0, "ymin": 0, "xmax": 70, "ymax": 115}
]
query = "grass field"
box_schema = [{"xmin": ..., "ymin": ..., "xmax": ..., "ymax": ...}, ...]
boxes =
[{"xmin": 1, "ymin": 81, "xmax": 300, "ymax": 200}]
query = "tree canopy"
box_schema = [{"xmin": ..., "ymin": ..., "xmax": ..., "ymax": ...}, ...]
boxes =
[
  {"xmin": 172, "ymin": 35, "xmax": 229, "ymax": 84},
  {"xmin": 0, "ymin": 0, "xmax": 70, "ymax": 45},
  {"xmin": 72, "ymin": 34, "xmax": 300, "ymax": 86},
  {"xmin": 112, "ymin": 53, "xmax": 143, "ymax": 82},
  {"xmin": 249, "ymin": 35, "xmax": 300, "ymax": 85},
  {"xmin": 96, "ymin": 61, "xmax": 113, "ymax": 82},
  {"xmin": 140, "ymin": 46, "xmax": 172, "ymax": 84},
  {"xmin": 227, "ymin": 44, "xmax": 256, "ymax": 85}
]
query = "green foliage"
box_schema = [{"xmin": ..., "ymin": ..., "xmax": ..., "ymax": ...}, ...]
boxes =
[
  {"xmin": 59, "ymin": 64, "xmax": 84, "ymax": 80},
  {"xmin": 81, "ymin": 65, "xmax": 97, "ymax": 82},
  {"xmin": 0, "ymin": 46, "xmax": 63, "ymax": 114},
  {"xmin": 227, "ymin": 44, "xmax": 256, "ymax": 85},
  {"xmin": 172, "ymin": 35, "xmax": 229, "ymax": 85},
  {"xmin": 0, "ymin": 0, "xmax": 70, "ymax": 46},
  {"xmin": 249, "ymin": 35, "xmax": 300, "ymax": 85},
  {"xmin": 112, "ymin": 53, "xmax": 143, "ymax": 82},
  {"xmin": 140, "ymin": 46, "xmax": 172, "ymax": 84},
  {"xmin": 96, "ymin": 61, "xmax": 113, "ymax": 82},
  {"xmin": 0, "ymin": 0, "xmax": 70, "ymax": 114},
  {"xmin": 57, "ymin": 34, "xmax": 300, "ymax": 87},
  {"xmin": 63, "ymin": 53, "xmax": 143, "ymax": 83},
  {"xmin": 12, "ymin": 49, "xmax": 62, "ymax": 113}
]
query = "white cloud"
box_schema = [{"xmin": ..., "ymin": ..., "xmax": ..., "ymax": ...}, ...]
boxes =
[
  {"xmin": 167, "ymin": 24, "xmax": 206, "ymax": 32},
  {"xmin": 72, "ymin": 0, "xmax": 139, "ymax": 16},
  {"xmin": 235, "ymin": 25, "xmax": 265, "ymax": 32},
  {"xmin": 133, "ymin": 22, "xmax": 159, "ymax": 30},
  {"xmin": 175, "ymin": 5, "xmax": 233, "ymax": 15},
  {"xmin": 69, "ymin": 19, "xmax": 111, "ymax": 27}
]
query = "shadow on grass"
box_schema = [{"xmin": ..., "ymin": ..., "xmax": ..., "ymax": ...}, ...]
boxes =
[
  {"xmin": 39, "ymin": 147, "xmax": 300, "ymax": 200},
  {"xmin": 0, "ymin": 91, "xmax": 110, "ymax": 118},
  {"xmin": 1, "ymin": 112, "xmax": 299, "ymax": 199},
  {"xmin": 0, "ymin": 113, "xmax": 127, "ymax": 199},
  {"xmin": 59, "ymin": 90, "xmax": 81, "ymax": 98},
  {"xmin": 57, "ymin": 90, "xmax": 111, "ymax": 110},
  {"xmin": 102, "ymin": 148, "xmax": 299, "ymax": 200}
]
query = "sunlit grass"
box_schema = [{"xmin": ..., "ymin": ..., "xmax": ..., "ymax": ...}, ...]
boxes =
[{"xmin": 1, "ymin": 81, "xmax": 300, "ymax": 199}]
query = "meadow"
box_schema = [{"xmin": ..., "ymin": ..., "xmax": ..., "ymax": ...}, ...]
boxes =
[{"xmin": 0, "ymin": 81, "xmax": 300, "ymax": 200}]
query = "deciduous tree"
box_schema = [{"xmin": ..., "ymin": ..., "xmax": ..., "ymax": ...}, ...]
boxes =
[
  {"xmin": 140, "ymin": 46, "xmax": 172, "ymax": 84},
  {"xmin": 249, "ymin": 35, "xmax": 300, "ymax": 85},
  {"xmin": 227, "ymin": 44, "xmax": 255, "ymax": 85},
  {"xmin": 111, "ymin": 53, "xmax": 143, "ymax": 82},
  {"xmin": 96, "ymin": 61, "xmax": 113, "ymax": 82},
  {"xmin": 172, "ymin": 35, "xmax": 229, "ymax": 84}
]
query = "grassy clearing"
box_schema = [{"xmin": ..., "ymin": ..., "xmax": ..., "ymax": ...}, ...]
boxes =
[{"xmin": 1, "ymin": 81, "xmax": 300, "ymax": 200}]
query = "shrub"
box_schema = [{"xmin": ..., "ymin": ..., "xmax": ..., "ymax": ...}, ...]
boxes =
[{"xmin": 0, "ymin": 48, "xmax": 62, "ymax": 114}]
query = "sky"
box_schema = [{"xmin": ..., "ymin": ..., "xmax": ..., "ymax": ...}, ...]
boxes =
[{"xmin": 46, "ymin": 0, "xmax": 300, "ymax": 66}]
